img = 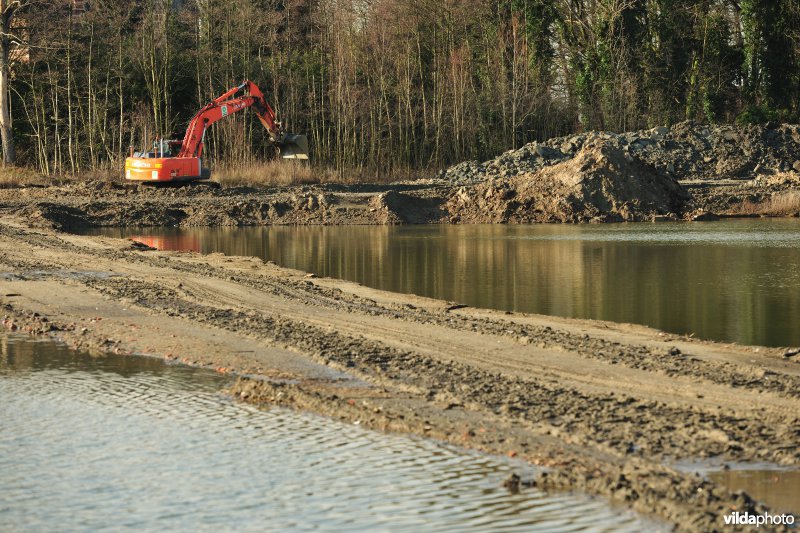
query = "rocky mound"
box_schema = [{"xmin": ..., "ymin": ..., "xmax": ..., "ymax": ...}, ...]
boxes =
[
  {"xmin": 447, "ymin": 139, "xmax": 689, "ymax": 223},
  {"xmin": 439, "ymin": 121, "xmax": 800, "ymax": 186}
]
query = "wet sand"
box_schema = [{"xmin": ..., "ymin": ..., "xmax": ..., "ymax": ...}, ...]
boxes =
[{"xmin": 1, "ymin": 215, "xmax": 798, "ymax": 530}]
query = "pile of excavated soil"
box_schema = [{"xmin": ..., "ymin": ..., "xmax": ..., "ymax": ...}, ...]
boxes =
[
  {"xmin": 447, "ymin": 139, "xmax": 689, "ymax": 223},
  {"xmin": 439, "ymin": 121, "xmax": 800, "ymax": 185}
]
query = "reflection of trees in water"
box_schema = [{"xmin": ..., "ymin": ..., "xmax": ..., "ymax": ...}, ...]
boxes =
[
  {"xmin": 130, "ymin": 224, "xmax": 800, "ymax": 346},
  {"xmin": 2, "ymin": 336, "xmax": 36, "ymax": 370},
  {"xmin": 1, "ymin": 334, "xmax": 229, "ymax": 388}
]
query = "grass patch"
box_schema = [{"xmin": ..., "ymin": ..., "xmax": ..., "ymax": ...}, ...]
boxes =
[
  {"xmin": 1, "ymin": 161, "xmax": 435, "ymax": 188},
  {"xmin": 0, "ymin": 165, "xmax": 125, "ymax": 188},
  {"xmin": 730, "ymin": 191, "xmax": 800, "ymax": 216},
  {"xmin": 214, "ymin": 161, "xmax": 320, "ymax": 186},
  {"xmin": 213, "ymin": 161, "xmax": 433, "ymax": 187},
  {"xmin": 0, "ymin": 165, "xmax": 50, "ymax": 188}
]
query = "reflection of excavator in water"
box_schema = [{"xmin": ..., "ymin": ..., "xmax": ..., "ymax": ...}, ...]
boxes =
[
  {"xmin": 130, "ymin": 233, "xmax": 202, "ymax": 253},
  {"xmin": 125, "ymin": 80, "xmax": 308, "ymax": 184}
]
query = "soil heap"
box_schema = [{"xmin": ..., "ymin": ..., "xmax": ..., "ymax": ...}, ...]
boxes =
[
  {"xmin": 447, "ymin": 138, "xmax": 689, "ymax": 223},
  {"xmin": 439, "ymin": 121, "xmax": 800, "ymax": 185}
]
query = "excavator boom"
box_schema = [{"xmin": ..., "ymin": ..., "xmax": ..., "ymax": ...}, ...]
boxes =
[{"xmin": 125, "ymin": 80, "xmax": 308, "ymax": 183}]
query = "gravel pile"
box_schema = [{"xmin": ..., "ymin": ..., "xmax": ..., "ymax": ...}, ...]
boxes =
[{"xmin": 439, "ymin": 121, "xmax": 800, "ymax": 185}]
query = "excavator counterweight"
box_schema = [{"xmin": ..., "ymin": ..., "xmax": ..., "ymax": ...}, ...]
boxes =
[{"xmin": 125, "ymin": 80, "xmax": 307, "ymax": 183}]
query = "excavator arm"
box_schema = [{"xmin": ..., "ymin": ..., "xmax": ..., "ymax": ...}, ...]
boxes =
[
  {"xmin": 125, "ymin": 80, "xmax": 307, "ymax": 183},
  {"xmin": 178, "ymin": 80, "xmax": 308, "ymax": 159}
]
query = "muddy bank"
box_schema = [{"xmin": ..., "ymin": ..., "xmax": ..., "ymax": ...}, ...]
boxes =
[
  {"xmin": 1, "ymin": 172, "xmax": 796, "ymax": 230},
  {"xmin": 0, "ymin": 181, "xmax": 453, "ymax": 229},
  {"xmin": 1, "ymin": 216, "xmax": 799, "ymax": 530},
  {"xmin": 0, "ymin": 124, "xmax": 798, "ymax": 228}
]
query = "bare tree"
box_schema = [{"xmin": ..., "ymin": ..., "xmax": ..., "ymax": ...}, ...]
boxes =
[{"xmin": 0, "ymin": 0, "xmax": 28, "ymax": 165}]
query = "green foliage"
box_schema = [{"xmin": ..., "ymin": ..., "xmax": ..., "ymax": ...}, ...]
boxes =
[
  {"xmin": 740, "ymin": 0, "xmax": 800, "ymax": 112},
  {"xmin": 736, "ymin": 105, "xmax": 778, "ymax": 125},
  {"xmin": 510, "ymin": 0, "xmax": 556, "ymax": 73}
]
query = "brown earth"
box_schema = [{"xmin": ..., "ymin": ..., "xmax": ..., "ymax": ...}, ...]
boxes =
[
  {"xmin": 0, "ymin": 173, "xmax": 796, "ymax": 231},
  {"xmin": 1, "ymin": 215, "xmax": 799, "ymax": 531},
  {"xmin": 0, "ymin": 180, "xmax": 451, "ymax": 228},
  {"xmin": 447, "ymin": 139, "xmax": 689, "ymax": 223}
]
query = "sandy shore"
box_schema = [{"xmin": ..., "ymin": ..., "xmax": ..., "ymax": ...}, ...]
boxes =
[{"xmin": 1, "ymin": 214, "xmax": 799, "ymax": 530}]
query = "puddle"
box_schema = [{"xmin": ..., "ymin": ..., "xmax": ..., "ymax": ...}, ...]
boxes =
[
  {"xmin": 674, "ymin": 460, "xmax": 800, "ymax": 515},
  {"xmin": 0, "ymin": 334, "xmax": 664, "ymax": 531},
  {"xmin": 709, "ymin": 468, "xmax": 800, "ymax": 515}
]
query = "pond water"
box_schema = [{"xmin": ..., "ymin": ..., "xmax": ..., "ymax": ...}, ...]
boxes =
[
  {"xmin": 86, "ymin": 219, "xmax": 800, "ymax": 347},
  {"xmin": 708, "ymin": 467, "xmax": 800, "ymax": 516},
  {"xmin": 0, "ymin": 334, "xmax": 659, "ymax": 531},
  {"xmin": 673, "ymin": 460, "xmax": 800, "ymax": 516}
]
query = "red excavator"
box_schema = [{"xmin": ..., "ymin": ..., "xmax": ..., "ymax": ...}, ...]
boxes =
[{"xmin": 124, "ymin": 80, "xmax": 308, "ymax": 183}]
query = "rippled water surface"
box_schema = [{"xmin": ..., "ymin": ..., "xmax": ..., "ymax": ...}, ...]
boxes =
[
  {"xmin": 87, "ymin": 219, "xmax": 800, "ymax": 346},
  {"xmin": 0, "ymin": 335, "xmax": 658, "ymax": 531}
]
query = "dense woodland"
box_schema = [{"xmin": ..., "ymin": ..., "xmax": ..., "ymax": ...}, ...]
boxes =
[{"xmin": 2, "ymin": 0, "xmax": 800, "ymax": 176}]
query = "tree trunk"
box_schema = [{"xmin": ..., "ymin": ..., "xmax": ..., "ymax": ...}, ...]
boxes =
[{"xmin": 0, "ymin": 1, "xmax": 16, "ymax": 165}]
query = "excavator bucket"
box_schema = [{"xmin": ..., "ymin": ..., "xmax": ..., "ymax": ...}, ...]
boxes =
[{"xmin": 279, "ymin": 134, "xmax": 309, "ymax": 160}]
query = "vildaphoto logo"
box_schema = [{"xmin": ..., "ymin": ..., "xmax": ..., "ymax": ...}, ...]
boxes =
[{"xmin": 724, "ymin": 511, "xmax": 795, "ymax": 527}]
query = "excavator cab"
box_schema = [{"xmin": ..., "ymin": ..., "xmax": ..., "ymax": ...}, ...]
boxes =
[{"xmin": 131, "ymin": 139, "xmax": 176, "ymax": 159}]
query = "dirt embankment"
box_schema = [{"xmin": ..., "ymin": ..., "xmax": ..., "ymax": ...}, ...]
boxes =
[
  {"xmin": 440, "ymin": 121, "xmax": 800, "ymax": 222},
  {"xmin": 447, "ymin": 139, "xmax": 689, "ymax": 223},
  {"xmin": 1, "ymin": 217, "xmax": 799, "ymax": 530},
  {"xmin": 0, "ymin": 123, "xmax": 798, "ymax": 228},
  {"xmin": 0, "ymin": 181, "xmax": 453, "ymax": 229}
]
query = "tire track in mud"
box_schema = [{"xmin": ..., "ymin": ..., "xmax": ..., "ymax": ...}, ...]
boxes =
[{"xmin": 60, "ymin": 274, "xmax": 796, "ymax": 467}]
